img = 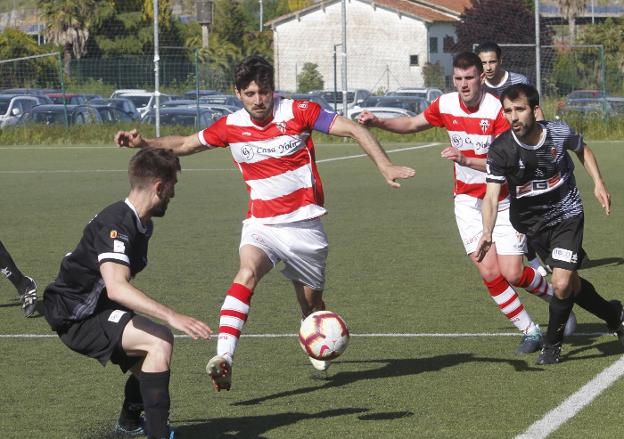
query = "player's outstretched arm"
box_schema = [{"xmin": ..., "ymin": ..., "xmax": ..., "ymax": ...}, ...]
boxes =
[
  {"xmin": 357, "ymin": 110, "xmax": 431, "ymax": 134},
  {"xmin": 101, "ymin": 262, "xmax": 212, "ymax": 340},
  {"xmin": 114, "ymin": 129, "xmax": 208, "ymax": 157},
  {"xmin": 475, "ymin": 182, "xmax": 502, "ymax": 262},
  {"xmin": 329, "ymin": 115, "xmax": 415, "ymax": 188},
  {"xmin": 575, "ymin": 143, "xmax": 611, "ymax": 215}
]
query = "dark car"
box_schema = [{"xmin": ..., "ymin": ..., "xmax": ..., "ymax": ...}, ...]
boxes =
[
  {"xmin": 88, "ymin": 98, "xmax": 141, "ymax": 120},
  {"xmin": 45, "ymin": 93, "xmax": 90, "ymax": 105},
  {"xmin": 198, "ymin": 94, "xmax": 242, "ymax": 109},
  {"xmin": 90, "ymin": 105, "xmax": 135, "ymax": 124},
  {"xmin": 141, "ymin": 107, "xmax": 220, "ymax": 128},
  {"xmin": 184, "ymin": 89, "xmax": 219, "ymax": 99},
  {"xmin": 21, "ymin": 104, "xmax": 103, "ymax": 125}
]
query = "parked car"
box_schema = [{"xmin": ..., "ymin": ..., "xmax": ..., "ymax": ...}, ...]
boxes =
[
  {"xmin": 45, "ymin": 93, "xmax": 90, "ymax": 105},
  {"xmin": 20, "ymin": 104, "xmax": 103, "ymax": 125},
  {"xmin": 385, "ymin": 87, "xmax": 443, "ymax": 104},
  {"xmin": 277, "ymin": 92, "xmax": 334, "ymax": 112},
  {"xmin": 348, "ymin": 107, "xmax": 417, "ymax": 121},
  {"xmin": 141, "ymin": 107, "xmax": 220, "ymax": 128},
  {"xmin": 348, "ymin": 95, "xmax": 427, "ymax": 118},
  {"xmin": 88, "ymin": 98, "xmax": 141, "ymax": 120},
  {"xmin": 310, "ymin": 89, "xmax": 371, "ymax": 114},
  {"xmin": 110, "ymin": 89, "xmax": 172, "ymax": 117},
  {"xmin": 198, "ymin": 94, "xmax": 242, "ymax": 109},
  {"xmin": 0, "ymin": 94, "xmax": 50, "ymax": 128},
  {"xmin": 556, "ymin": 90, "xmax": 624, "ymax": 119},
  {"xmin": 183, "ymin": 89, "xmax": 219, "ymax": 99},
  {"xmin": 90, "ymin": 105, "xmax": 136, "ymax": 124}
]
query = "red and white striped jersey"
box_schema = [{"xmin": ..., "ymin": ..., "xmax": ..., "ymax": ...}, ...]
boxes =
[
  {"xmin": 424, "ymin": 92, "xmax": 509, "ymax": 199},
  {"xmin": 197, "ymin": 97, "xmax": 337, "ymax": 224}
]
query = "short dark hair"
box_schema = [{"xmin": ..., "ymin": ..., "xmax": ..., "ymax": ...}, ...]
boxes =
[
  {"xmin": 234, "ymin": 55, "xmax": 275, "ymax": 91},
  {"xmin": 128, "ymin": 148, "xmax": 180, "ymax": 189},
  {"xmin": 475, "ymin": 41, "xmax": 501, "ymax": 59},
  {"xmin": 453, "ymin": 51, "xmax": 484, "ymax": 74},
  {"xmin": 500, "ymin": 83, "xmax": 540, "ymax": 109}
]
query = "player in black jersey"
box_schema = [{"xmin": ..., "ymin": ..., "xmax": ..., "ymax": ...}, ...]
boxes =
[
  {"xmin": 476, "ymin": 84, "xmax": 623, "ymax": 365},
  {"xmin": 0, "ymin": 240, "xmax": 37, "ymax": 317},
  {"xmin": 43, "ymin": 148, "xmax": 212, "ymax": 438}
]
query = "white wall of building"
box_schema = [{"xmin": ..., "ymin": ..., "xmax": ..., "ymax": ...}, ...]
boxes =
[{"xmin": 273, "ymin": 1, "xmax": 455, "ymax": 93}]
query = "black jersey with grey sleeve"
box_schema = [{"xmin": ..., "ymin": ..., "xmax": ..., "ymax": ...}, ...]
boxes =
[
  {"xmin": 485, "ymin": 121, "xmax": 584, "ymax": 235},
  {"xmin": 484, "ymin": 71, "xmax": 528, "ymax": 98},
  {"xmin": 44, "ymin": 199, "xmax": 152, "ymax": 330}
]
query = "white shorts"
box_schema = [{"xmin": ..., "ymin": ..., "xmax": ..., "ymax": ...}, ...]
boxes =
[
  {"xmin": 240, "ymin": 218, "xmax": 329, "ymax": 290},
  {"xmin": 454, "ymin": 194, "xmax": 526, "ymax": 255}
]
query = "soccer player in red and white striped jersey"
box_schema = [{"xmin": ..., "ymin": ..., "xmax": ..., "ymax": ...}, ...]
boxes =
[
  {"xmin": 358, "ymin": 52, "xmax": 575, "ymax": 354},
  {"xmin": 115, "ymin": 55, "xmax": 415, "ymax": 391}
]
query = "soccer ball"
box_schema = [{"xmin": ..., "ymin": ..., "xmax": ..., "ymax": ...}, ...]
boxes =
[{"xmin": 299, "ymin": 310, "xmax": 350, "ymax": 360}]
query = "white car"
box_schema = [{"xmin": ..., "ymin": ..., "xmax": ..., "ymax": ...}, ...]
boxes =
[
  {"xmin": 309, "ymin": 89, "xmax": 371, "ymax": 115},
  {"xmin": 0, "ymin": 94, "xmax": 47, "ymax": 128},
  {"xmin": 110, "ymin": 89, "xmax": 171, "ymax": 118},
  {"xmin": 385, "ymin": 87, "xmax": 443, "ymax": 104}
]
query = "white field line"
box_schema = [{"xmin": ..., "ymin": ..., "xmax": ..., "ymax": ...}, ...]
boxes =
[
  {"xmin": 516, "ymin": 354, "xmax": 624, "ymax": 439},
  {"xmin": 0, "ymin": 143, "xmax": 440, "ymax": 174},
  {"xmin": 0, "ymin": 331, "xmax": 609, "ymax": 339}
]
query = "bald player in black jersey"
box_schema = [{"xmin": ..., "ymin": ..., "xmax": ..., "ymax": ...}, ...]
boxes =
[
  {"xmin": 43, "ymin": 148, "xmax": 212, "ymax": 438},
  {"xmin": 476, "ymin": 84, "xmax": 623, "ymax": 365}
]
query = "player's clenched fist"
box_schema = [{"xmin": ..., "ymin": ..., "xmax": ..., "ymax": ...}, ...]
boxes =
[
  {"xmin": 114, "ymin": 129, "xmax": 145, "ymax": 148},
  {"xmin": 357, "ymin": 110, "xmax": 379, "ymax": 127}
]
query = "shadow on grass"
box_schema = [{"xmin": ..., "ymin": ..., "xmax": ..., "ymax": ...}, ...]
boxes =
[
  {"xmin": 175, "ymin": 407, "xmax": 370, "ymax": 439},
  {"xmin": 233, "ymin": 353, "xmax": 541, "ymax": 407},
  {"xmin": 580, "ymin": 257, "xmax": 624, "ymax": 270}
]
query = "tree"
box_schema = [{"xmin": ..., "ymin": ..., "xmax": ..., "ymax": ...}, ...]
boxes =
[
  {"xmin": 422, "ymin": 62, "xmax": 445, "ymax": 89},
  {"xmin": 559, "ymin": 0, "xmax": 587, "ymax": 44},
  {"xmin": 578, "ymin": 18, "xmax": 624, "ymax": 94},
  {"xmin": 38, "ymin": 0, "xmax": 98, "ymax": 77},
  {"xmin": 297, "ymin": 62, "xmax": 324, "ymax": 92},
  {"xmin": 0, "ymin": 28, "xmax": 59, "ymax": 88}
]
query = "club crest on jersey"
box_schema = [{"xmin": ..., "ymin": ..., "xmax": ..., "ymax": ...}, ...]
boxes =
[
  {"xmin": 479, "ymin": 119, "xmax": 490, "ymax": 133},
  {"xmin": 297, "ymin": 102, "xmax": 309, "ymax": 110},
  {"xmin": 276, "ymin": 121, "xmax": 287, "ymax": 134},
  {"xmin": 550, "ymin": 146, "xmax": 557, "ymax": 160}
]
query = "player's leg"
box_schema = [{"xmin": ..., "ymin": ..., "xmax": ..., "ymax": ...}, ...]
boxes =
[
  {"xmin": 457, "ymin": 197, "xmax": 540, "ymax": 352},
  {"xmin": 207, "ymin": 235, "xmax": 274, "ymax": 391},
  {"xmin": 0, "ymin": 239, "xmax": 37, "ymax": 317},
  {"xmin": 499, "ymin": 252, "xmax": 576, "ymax": 337},
  {"xmin": 121, "ymin": 315, "xmax": 175, "ymax": 439},
  {"xmin": 294, "ymin": 281, "xmax": 325, "ymax": 318}
]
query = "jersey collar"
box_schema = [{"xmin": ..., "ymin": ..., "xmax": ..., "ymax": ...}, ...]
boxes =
[
  {"xmin": 485, "ymin": 71, "xmax": 509, "ymax": 89},
  {"xmin": 511, "ymin": 124, "xmax": 546, "ymax": 150},
  {"xmin": 124, "ymin": 198, "xmax": 147, "ymax": 233}
]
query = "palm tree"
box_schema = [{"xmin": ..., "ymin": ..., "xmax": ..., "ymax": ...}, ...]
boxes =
[
  {"xmin": 38, "ymin": 0, "xmax": 97, "ymax": 77},
  {"xmin": 559, "ymin": 0, "xmax": 588, "ymax": 44}
]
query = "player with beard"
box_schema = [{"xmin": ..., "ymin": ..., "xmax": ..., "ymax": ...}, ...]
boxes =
[
  {"xmin": 43, "ymin": 148, "xmax": 212, "ymax": 438},
  {"xmin": 477, "ymin": 83, "xmax": 623, "ymax": 364},
  {"xmin": 114, "ymin": 55, "xmax": 415, "ymax": 391}
]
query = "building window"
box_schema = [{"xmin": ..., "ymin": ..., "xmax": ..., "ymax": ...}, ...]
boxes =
[
  {"xmin": 443, "ymin": 36, "xmax": 454, "ymax": 53},
  {"xmin": 430, "ymin": 37, "xmax": 438, "ymax": 54},
  {"xmin": 409, "ymin": 55, "xmax": 419, "ymax": 66}
]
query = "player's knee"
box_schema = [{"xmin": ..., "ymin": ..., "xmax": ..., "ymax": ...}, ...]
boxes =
[
  {"xmin": 147, "ymin": 325, "xmax": 174, "ymax": 357},
  {"xmin": 502, "ymin": 268, "xmax": 524, "ymax": 286},
  {"xmin": 551, "ymin": 277, "xmax": 572, "ymax": 297}
]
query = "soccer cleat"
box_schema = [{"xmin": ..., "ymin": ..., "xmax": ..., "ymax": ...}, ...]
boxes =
[
  {"xmin": 564, "ymin": 310, "xmax": 577, "ymax": 337},
  {"xmin": 206, "ymin": 355, "xmax": 232, "ymax": 391},
  {"xmin": 537, "ymin": 342, "xmax": 562, "ymax": 365},
  {"xmin": 114, "ymin": 416, "xmax": 145, "ymax": 436},
  {"xmin": 308, "ymin": 356, "xmax": 331, "ymax": 371},
  {"xmin": 516, "ymin": 325, "xmax": 543, "ymax": 354},
  {"xmin": 608, "ymin": 300, "xmax": 624, "ymax": 347},
  {"xmin": 18, "ymin": 276, "xmax": 37, "ymax": 317}
]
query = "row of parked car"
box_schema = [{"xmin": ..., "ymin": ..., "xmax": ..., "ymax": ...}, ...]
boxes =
[
  {"xmin": 0, "ymin": 88, "xmax": 245, "ymax": 128},
  {"xmin": 555, "ymin": 89, "xmax": 624, "ymax": 119}
]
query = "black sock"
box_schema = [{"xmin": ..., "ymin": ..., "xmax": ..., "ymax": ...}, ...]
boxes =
[
  {"xmin": 574, "ymin": 277, "xmax": 619, "ymax": 328},
  {"xmin": 0, "ymin": 240, "xmax": 27, "ymax": 292},
  {"xmin": 137, "ymin": 370, "xmax": 170, "ymax": 439},
  {"xmin": 547, "ymin": 295, "xmax": 575, "ymax": 345},
  {"xmin": 119, "ymin": 374, "xmax": 143, "ymax": 428}
]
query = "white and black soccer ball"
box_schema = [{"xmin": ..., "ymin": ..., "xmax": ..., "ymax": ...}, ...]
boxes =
[{"xmin": 299, "ymin": 310, "xmax": 350, "ymax": 360}]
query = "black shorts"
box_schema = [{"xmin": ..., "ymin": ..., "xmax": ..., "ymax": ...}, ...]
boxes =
[
  {"xmin": 528, "ymin": 214, "xmax": 586, "ymax": 271},
  {"xmin": 58, "ymin": 307, "xmax": 140, "ymax": 373}
]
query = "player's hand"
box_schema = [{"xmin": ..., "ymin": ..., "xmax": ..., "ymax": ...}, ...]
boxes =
[
  {"xmin": 441, "ymin": 146, "xmax": 466, "ymax": 166},
  {"xmin": 357, "ymin": 110, "xmax": 379, "ymax": 127},
  {"xmin": 380, "ymin": 164, "xmax": 416, "ymax": 188},
  {"xmin": 168, "ymin": 313, "xmax": 212, "ymax": 340},
  {"xmin": 114, "ymin": 129, "xmax": 144, "ymax": 149},
  {"xmin": 475, "ymin": 234, "xmax": 493, "ymax": 263},
  {"xmin": 594, "ymin": 183, "xmax": 611, "ymax": 216}
]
